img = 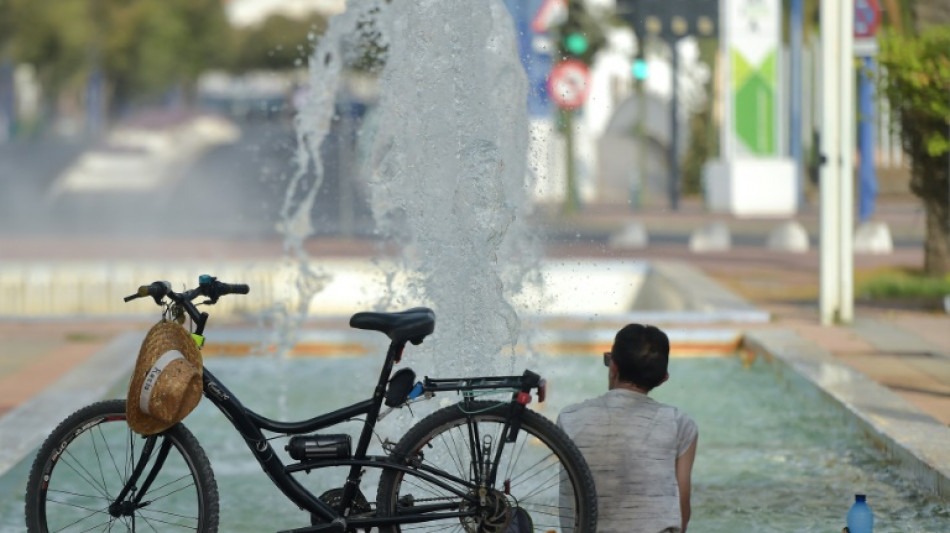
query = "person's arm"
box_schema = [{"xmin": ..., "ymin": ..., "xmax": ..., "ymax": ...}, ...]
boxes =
[{"xmin": 675, "ymin": 435, "xmax": 698, "ymax": 532}]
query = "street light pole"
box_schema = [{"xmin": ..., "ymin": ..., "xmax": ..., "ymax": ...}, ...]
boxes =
[
  {"xmin": 668, "ymin": 36, "xmax": 680, "ymax": 211},
  {"xmin": 790, "ymin": 0, "xmax": 804, "ymax": 209}
]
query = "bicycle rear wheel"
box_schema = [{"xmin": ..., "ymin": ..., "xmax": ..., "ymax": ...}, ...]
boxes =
[
  {"xmin": 376, "ymin": 400, "xmax": 597, "ymax": 533},
  {"xmin": 24, "ymin": 399, "xmax": 219, "ymax": 532}
]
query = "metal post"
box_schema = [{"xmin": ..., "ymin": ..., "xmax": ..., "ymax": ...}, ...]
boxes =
[
  {"xmin": 790, "ymin": 0, "xmax": 804, "ymax": 209},
  {"xmin": 858, "ymin": 57, "xmax": 878, "ymax": 223},
  {"xmin": 819, "ymin": 1, "xmax": 841, "ymax": 326},
  {"xmin": 562, "ymin": 107, "xmax": 580, "ymax": 213},
  {"xmin": 669, "ymin": 37, "xmax": 680, "ymax": 211},
  {"xmin": 838, "ymin": 0, "xmax": 855, "ymax": 323},
  {"xmin": 635, "ymin": 75, "xmax": 647, "ymax": 208}
]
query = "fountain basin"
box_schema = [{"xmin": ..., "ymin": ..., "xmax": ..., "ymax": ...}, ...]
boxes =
[{"xmin": 0, "ymin": 259, "xmax": 768, "ymax": 323}]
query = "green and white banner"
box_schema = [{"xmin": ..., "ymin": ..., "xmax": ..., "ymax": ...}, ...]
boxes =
[{"xmin": 725, "ymin": 0, "xmax": 780, "ymax": 156}]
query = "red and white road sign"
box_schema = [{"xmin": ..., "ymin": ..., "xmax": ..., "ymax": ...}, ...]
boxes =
[
  {"xmin": 531, "ymin": 0, "xmax": 567, "ymax": 33},
  {"xmin": 853, "ymin": 0, "xmax": 881, "ymax": 39},
  {"xmin": 547, "ymin": 60, "xmax": 590, "ymax": 110}
]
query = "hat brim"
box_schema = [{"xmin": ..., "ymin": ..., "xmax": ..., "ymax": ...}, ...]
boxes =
[{"xmin": 127, "ymin": 321, "xmax": 204, "ymax": 435}]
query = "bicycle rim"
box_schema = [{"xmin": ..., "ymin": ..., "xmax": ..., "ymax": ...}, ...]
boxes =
[
  {"xmin": 28, "ymin": 401, "xmax": 212, "ymax": 532},
  {"xmin": 378, "ymin": 403, "xmax": 593, "ymax": 532}
]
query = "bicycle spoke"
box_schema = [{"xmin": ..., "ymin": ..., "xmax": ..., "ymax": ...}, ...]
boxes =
[
  {"xmin": 516, "ymin": 470, "xmax": 560, "ymax": 502},
  {"xmin": 98, "ymin": 422, "xmax": 128, "ymax": 489},
  {"xmin": 502, "ymin": 427, "xmax": 530, "ymax": 484},
  {"xmin": 432, "ymin": 428, "xmax": 467, "ymax": 479},
  {"xmin": 45, "ymin": 497, "xmax": 110, "ymax": 517},
  {"xmin": 47, "ymin": 505, "xmax": 108, "ymax": 533},
  {"xmin": 507, "ymin": 451, "xmax": 556, "ymax": 486},
  {"xmin": 140, "ymin": 474, "xmax": 196, "ymax": 503},
  {"xmin": 74, "ymin": 517, "xmax": 117, "ymax": 533},
  {"xmin": 59, "ymin": 450, "xmax": 111, "ymax": 500},
  {"xmin": 90, "ymin": 424, "xmax": 113, "ymax": 498},
  {"xmin": 137, "ymin": 505, "xmax": 199, "ymax": 523},
  {"xmin": 47, "ymin": 489, "xmax": 111, "ymax": 504},
  {"xmin": 136, "ymin": 512, "xmax": 198, "ymax": 531}
]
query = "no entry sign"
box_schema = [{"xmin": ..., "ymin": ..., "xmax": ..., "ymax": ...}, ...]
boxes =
[
  {"xmin": 854, "ymin": 0, "xmax": 881, "ymax": 39},
  {"xmin": 547, "ymin": 60, "xmax": 591, "ymax": 110}
]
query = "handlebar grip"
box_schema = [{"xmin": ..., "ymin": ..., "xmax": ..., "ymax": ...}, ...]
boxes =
[
  {"xmin": 123, "ymin": 282, "xmax": 170, "ymax": 304},
  {"xmin": 197, "ymin": 275, "xmax": 249, "ymax": 302},
  {"xmin": 222, "ymin": 283, "xmax": 250, "ymax": 295}
]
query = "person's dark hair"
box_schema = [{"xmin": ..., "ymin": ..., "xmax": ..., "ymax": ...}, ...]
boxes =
[{"xmin": 611, "ymin": 324, "xmax": 669, "ymax": 390}]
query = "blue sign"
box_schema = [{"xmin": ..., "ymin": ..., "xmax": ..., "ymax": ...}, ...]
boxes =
[{"xmin": 504, "ymin": 0, "xmax": 552, "ymax": 118}]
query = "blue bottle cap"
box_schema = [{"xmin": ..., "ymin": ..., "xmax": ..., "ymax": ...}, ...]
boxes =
[{"xmin": 855, "ymin": 494, "xmax": 866, "ymax": 502}]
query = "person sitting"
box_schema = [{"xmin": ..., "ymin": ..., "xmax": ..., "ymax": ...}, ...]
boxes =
[{"xmin": 558, "ymin": 323, "xmax": 699, "ymax": 533}]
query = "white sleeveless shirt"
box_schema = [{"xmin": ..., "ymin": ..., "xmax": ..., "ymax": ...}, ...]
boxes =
[{"xmin": 557, "ymin": 389, "xmax": 698, "ymax": 533}]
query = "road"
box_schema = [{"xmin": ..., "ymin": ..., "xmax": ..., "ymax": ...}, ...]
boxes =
[{"xmin": 0, "ymin": 116, "xmax": 374, "ymax": 241}]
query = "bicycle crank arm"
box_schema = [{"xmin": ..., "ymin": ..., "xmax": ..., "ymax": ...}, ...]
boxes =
[{"xmin": 277, "ymin": 520, "xmax": 346, "ymax": 533}]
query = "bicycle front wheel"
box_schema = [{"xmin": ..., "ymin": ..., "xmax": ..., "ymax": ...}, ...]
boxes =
[
  {"xmin": 24, "ymin": 399, "xmax": 219, "ymax": 532},
  {"xmin": 376, "ymin": 400, "xmax": 597, "ymax": 533}
]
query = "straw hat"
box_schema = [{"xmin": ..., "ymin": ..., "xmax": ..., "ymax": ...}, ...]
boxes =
[{"xmin": 127, "ymin": 320, "xmax": 204, "ymax": 435}]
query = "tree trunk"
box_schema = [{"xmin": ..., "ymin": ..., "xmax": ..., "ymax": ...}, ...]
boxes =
[{"xmin": 922, "ymin": 194, "xmax": 950, "ymax": 275}]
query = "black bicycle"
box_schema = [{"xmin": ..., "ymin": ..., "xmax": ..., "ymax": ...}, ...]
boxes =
[{"xmin": 24, "ymin": 276, "xmax": 597, "ymax": 532}]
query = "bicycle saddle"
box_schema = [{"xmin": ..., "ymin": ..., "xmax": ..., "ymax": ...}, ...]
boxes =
[{"xmin": 349, "ymin": 307, "xmax": 435, "ymax": 345}]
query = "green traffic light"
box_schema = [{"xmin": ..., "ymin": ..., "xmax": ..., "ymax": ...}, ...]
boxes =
[
  {"xmin": 564, "ymin": 33, "xmax": 589, "ymax": 56},
  {"xmin": 632, "ymin": 58, "xmax": 648, "ymax": 80}
]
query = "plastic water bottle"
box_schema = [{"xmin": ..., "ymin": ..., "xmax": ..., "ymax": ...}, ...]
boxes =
[{"xmin": 847, "ymin": 494, "xmax": 874, "ymax": 533}]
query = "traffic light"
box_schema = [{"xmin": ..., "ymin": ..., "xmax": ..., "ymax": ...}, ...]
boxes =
[
  {"xmin": 563, "ymin": 32, "xmax": 589, "ymax": 56},
  {"xmin": 556, "ymin": 0, "xmax": 605, "ymax": 64},
  {"xmin": 632, "ymin": 55, "xmax": 648, "ymax": 80}
]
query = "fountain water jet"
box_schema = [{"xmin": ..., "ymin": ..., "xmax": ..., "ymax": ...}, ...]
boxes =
[{"xmin": 287, "ymin": 0, "xmax": 541, "ymax": 377}]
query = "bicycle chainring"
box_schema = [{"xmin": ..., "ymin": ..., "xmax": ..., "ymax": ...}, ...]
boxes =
[{"xmin": 312, "ymin": 487, "xmax": 372, "ymax": 528}]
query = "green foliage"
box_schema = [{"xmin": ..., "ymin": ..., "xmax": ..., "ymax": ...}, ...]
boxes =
[
  {"xmin": 5, "ymin": 0, "xmax": 231, "ymax": 113},
  {"xmin": 231, "ymin": 14, "xmax": 327, "ymax": 72},
  {"xmin": 103, "ymin": 0, "xmax": 232, "ymax": 106},
  {"xmin": 682, "ymin": 38, "xmax": 718, "ymax": 197},
  {"xmin": 857, "ymin": 269, "xmax": 950, "ymax": 300},
  {"xmin": 878, "ymin": 26, "xmax": 950, "ymax": 158},
  {"xmin": 878, "ymin": 25, "xmax": 950, "ymax": 276},
  {"xmin": 346, "ymin": 6, "xmax": 388, "ymax": 74},
  {"xmin": 6, "ymin": 0, "xmax": 96, "ymax": 96}
]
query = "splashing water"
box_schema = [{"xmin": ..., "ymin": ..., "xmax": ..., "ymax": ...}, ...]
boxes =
[
  {"xmin": 362, "ymin": 0, "xmax": 539, "ymax": 376},
  {"xmin": 264, "ymin": 4, "xmax": 378, "ymax": 359},
  {"xmin": 282, "ymin": 0, "xmax": 540, "ymax": 377}
]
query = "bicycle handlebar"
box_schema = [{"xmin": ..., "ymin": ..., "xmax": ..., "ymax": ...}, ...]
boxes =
[{"xmin": 123, "ymin": 275, "xmax": 249, "ymax": 306}]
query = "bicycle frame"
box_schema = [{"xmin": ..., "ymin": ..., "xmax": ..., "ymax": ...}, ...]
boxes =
[
  {"xmin": 199, "ymin": 342, "xmax": 542, "ymax": 531},
  {"xmin": 119, "ymin": 286, "xmax": 546, "ymax": 533}
]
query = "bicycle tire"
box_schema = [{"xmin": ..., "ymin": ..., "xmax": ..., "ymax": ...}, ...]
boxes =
[
  {"xmin": 376, "ymin": 400, "xmax": 597, "ymax": 533},
  {"xmin": 24, "ymin": 399, "xmax": 219, "ymax": 532}
]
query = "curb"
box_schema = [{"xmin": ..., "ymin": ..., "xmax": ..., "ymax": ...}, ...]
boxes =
[
  {"xmin": 744, "ymin": 329, "xmax": 950, "ymax": 501},
  {"xmin": 0, "ymin": 333, "xmax": 140, "ymax": 479}
]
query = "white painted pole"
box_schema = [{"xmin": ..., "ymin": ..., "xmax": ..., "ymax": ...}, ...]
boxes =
[
  {"xmin": 838, "ymin": 0, "xmax": 855, "ymax": 323},
  {"xmin": 819, "ymin": 0, "xmax": 841, "ymax": 325}
]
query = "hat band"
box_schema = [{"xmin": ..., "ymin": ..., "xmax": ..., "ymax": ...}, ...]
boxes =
[{"xmin": 140, "ymin": 350, "xmax": 186, "ymax": 415}]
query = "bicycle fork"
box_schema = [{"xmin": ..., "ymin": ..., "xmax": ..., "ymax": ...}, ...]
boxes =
[
  {"xmin": 466, "ymin": 408, "xmax": 523, "ymax": 502},
  {"xmin": 108, "ymin": 434, "xmax": 171, "ymax": 519}
]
